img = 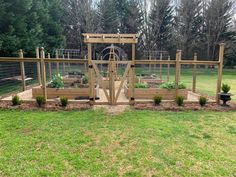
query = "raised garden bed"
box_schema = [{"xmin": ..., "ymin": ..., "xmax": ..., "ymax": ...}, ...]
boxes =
[
  {"xmin": 124, "ymin": 84, "xmax": 188, "ymax": 100},
  {"xmin": 32, "ymin": 86, "xmax": 98, "ymax": 99}
]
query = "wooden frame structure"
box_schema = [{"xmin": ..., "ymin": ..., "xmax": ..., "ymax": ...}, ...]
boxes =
[
  {"xmin": 0, "ymin": 32, "xmax": 225, "ymax": 105},
  {"xmin": 82, "ymin": 33, "xmax": 138, "ymax": 105}
]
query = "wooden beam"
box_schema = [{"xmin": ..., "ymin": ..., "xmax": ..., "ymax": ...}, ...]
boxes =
[
  {"xmin": 175, "ymin": 50, "xmax": 181, "ymax": 97},
  {"xmin": 216, "ymin": 43, "xmax": 225, "ymax": 103},
  {"xmin": 88, "ymin": 43, "xmax": 95, "ymax": 105},
  {"xmin": 167, "ymin": 56, "xmax": 170, "ymax": 81},
  {"xmin": 19, "ymin": 49, "xmax": 26, "ymax": 91},
  {"xmin": 56, "ymin": 50, "xmax": 59, "ymax": 73},
  {"xmin": 40, "ymin": 47, "xmax": 47, "ymax": 101},
  {"xmin": 130, "ymin": 43, "xmax": 136, "ymax": 105},
  {"xmin": 36, "ymin": 47, "xmax": 42, "ymax": 85},
  {"xmin": 83, "ymin": 33, "xmax": 138, "ymax": 44},
  {"xmin": 160, "ymin": 52, "xmax": 163, "ymax": 80},
  {"xmin": 192, "ymin": 53, "xmax": 197, "ymax": 93},
  {"xmin": 48, "ymin": 53, "xmax": 52, "ymax": 81}
]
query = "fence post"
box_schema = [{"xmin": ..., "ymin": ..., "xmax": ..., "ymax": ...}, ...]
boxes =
[
  {"xmin": 175, "ymin": 50, "xmax": 181, "ymax": 97},
  {"xmin": 48, "ymin": 53, "xmax": 52, "ymax": 80},
  {"xmin": 88, "ymin": 43, "xmax": 95, "ymax": 105},
  {"xmin": 130, "ymin": 43, "xmax": 136, "ymax": 105},
  {"xmin": 192, "ymin": 52, "xmax": 197, "ymax": 93},
  {"xmin": 36, "ymin": 47, "xmax": 42, "ymax": 85},
  {"xmin": 56, "ymin": 50, "xmax": 59, "ymax": 73},
  {"xmin": 160, "ymin": 52, "xmax": 162, "ymax": 80},
  {"xmin": 19, "ymin": 49, "xmax": 26, "ymax": 91},
  {"xmin": 216, "ymin": 43, "xmax": 225, "ymax": 103},
  {"xmin": 40, "ymin": 47, "xmax": 47, "ymax": 101},
  {"xmin": 167, "ymin": 56, "xmax": 170, "ymax": 81},
  {"xmin": 63, "ymin": 54, "xmax": 65, "ymax": 75}
]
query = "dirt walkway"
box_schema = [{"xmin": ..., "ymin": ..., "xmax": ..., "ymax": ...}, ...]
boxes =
[{"xmin": 93, "ymin": 105, "xmax": 130, "ymax": 114}]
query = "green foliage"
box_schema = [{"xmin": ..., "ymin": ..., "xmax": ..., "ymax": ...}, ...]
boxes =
[
  {"xmin": 153, "ymin": 96, "xmax": 162, "ymax": 105},
  {"xmin": 51, "ymin": 74, "xmax": 64, "ymax": 88},
  {"xmin": 199, "ymin": 96, "xmax": 207, "ymax": 107},
  {"xmin": 222, "ymin": 83, "xmax": 231, "ymax": 93},
  {"xmin": 135, "ymin": 83, "xmax": 149, "ymax": 88},
  {"xmin": 12, "ymin": 95, "xmax": 21, "ymax": 106},
  {"xmin": 0, "ymin": 0, "xmax": 64, "ymax": 57},
  {"xmin": 83, "ymin": 75, "xmax": 89, "ymax": 85},
  {"xmin": 175, "ymin": 96, "xmax": 184, "ymax": 106},
  {"xmin": 160, "ymin": 81, "xmax": 186, "ymax": 89},
  {"xmin": 60, "ymin": 97, "xmax": 68, "ymax": 107},
  {"xmin": 36, "ymin": 96, "xmax": 46, "ymax": 107}
]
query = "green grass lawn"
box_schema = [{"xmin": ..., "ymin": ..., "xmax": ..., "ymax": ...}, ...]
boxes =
[{"xmin": 0, "ymin": 109, "xmax": 235, "ymax": 176}]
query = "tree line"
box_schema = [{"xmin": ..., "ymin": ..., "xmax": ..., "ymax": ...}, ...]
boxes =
[{"xmin": 0, "ymin": 0, "xmax": 235, "ymax": 67}]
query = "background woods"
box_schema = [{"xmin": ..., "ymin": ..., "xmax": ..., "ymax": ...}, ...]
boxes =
[{"xmin": 0, "ymin": 0, "xmax": 235, "ymax": 67}]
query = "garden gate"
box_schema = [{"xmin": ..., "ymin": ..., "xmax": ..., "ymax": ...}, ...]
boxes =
[{"xmin": 83, "ymin": 34, "xmax": 138, "ymax": 105}]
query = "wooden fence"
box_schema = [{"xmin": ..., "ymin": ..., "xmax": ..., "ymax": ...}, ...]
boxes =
[{"xmin": 0, "ymin": 43, "xmax": 225, "ymax": 105}]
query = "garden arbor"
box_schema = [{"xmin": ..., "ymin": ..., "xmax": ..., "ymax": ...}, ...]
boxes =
[{"xmin": 83, "ymin": 33, "xmax": 138, "ymax": 105}]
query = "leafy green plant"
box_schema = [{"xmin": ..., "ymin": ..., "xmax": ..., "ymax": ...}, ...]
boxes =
[
  {"xmin": 222, "ymin": 84, "xmax": 231, "ymax": 93},
  {"xmin": 83, "ymin": 74, "xmax": 89, "ymax": 84},
  {"xmin": 12, "ymin": 95, "xmax": 21, "ymax": 106},
  {"xmin": 135, "ymin": 83, "xmax": 149, "ymax": 88},
  {"xmin": 153, "ymin": 96, "xmax": 162, "ymax": 105},
  {"xmin": 175, "ymin": 96, "xmax": 184, "ymax": 106},
  {"xmin": 60, "ymin": 97, "xmax": 68, "ymax": 107},
  {"xmin": 36, "ymin": 96, "xmax": 46, "ymax": 107},
  {"xmin": 199, "ymin": 96, "xmax": 207, "ymax": 107},
  {"xmin": 51, "ymin": 73, "xmax": 64, "ymax": 88},
  {"xmin": 160, "ymin": 81, "xmax": 186, "ymax": 89}
]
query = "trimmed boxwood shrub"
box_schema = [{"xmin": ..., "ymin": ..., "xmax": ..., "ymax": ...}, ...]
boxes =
[{"xmin": 12, "ymin": 95, "xmax": 21, "ymax": 106}]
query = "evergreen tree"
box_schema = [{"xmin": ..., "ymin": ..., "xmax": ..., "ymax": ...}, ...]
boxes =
[
  {"xmin": 176, "ymin": 0, "xmax": 203, "ymax": 59},
  {"xmin": 97, "ymin": 0, "xmax": 119, "ymax": 33},
  {"xmin": 148, "ymin": 0, "xmax": 174, "ymax": 51},
  {"xmin": 0, "ymin": 0, "xmax": 65, "ymax": 56},
  {"xmin": 204, "ymin": 0, "xmax": 233, "ymax": 59}
]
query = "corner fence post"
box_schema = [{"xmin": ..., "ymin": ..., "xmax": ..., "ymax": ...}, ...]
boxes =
[
  {"xmin": 192, "ymin": 52, "xmax": 197, "ymax": 93},
  {"xmin": 19, "ymin": 49, "xmax": 26, "ymax": 91},
  {"xmin": 216, "ymin": 43, "xmax": 225, "ymax": 103},
  {"xmin": 36, "ymin": 47, "xmax": 42, "ymax": 85},
  {"xmin": 40, "ymin": 47, "xmax": 47, "ymax": 101},
  {"xmin": 175, "ymin": 50, "xmax": 181, "ymax": 97}
]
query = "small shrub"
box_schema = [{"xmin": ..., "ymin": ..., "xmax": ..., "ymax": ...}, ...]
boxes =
[
  {"xmin": 60, "ymin": 97, "xmax": 68, "ymax": 107},
  {"xmin": 175, "ymin": 96, "xmax": 184, "ymax": 106},
  {"xmin": 135, "ymin": 83, "xmax": 149, "ymax": 88},
  {"xmin": 153, "ymin": 96, "xmax": 162, "ymax": 105},
  {"xmin": 222, "ymin": 83, "xmax": 230, "ymax": 93},
  {"xmin": 83, "ymin": 74, "xmax": 89, "ymax": 84},
  {"xmin": 36, "ymin": 96, "xmax": 46, "ymax": 107},
  {"xmin": 199, "ymin": 96, "xmax": 207, "ymax": 107},
  {"xmin": 12, "ymin": 95, "xmax": 21, "ymax": 106},
  {"xmin": 51, "ymin": 73, "xmax": 64, "ymax": 88},
  {"xmin": 160, "ymin": 81, "xmax": 186, "ymax": 89}
]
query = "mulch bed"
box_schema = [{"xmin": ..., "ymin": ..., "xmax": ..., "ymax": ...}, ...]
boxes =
[
  {"xmin": 0, "ymin": 101, "xmax": 91, "ymax": 111},
  {"xmin": 134, "ymin": 102, "xmax": 236, "ymax": 112}
]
